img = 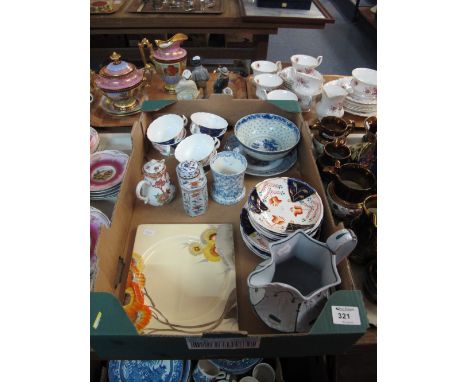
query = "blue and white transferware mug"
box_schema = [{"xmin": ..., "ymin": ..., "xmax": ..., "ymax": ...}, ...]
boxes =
[{"xmin": 209, "ymin": 150, "xmax": 247, "ymax": 205}]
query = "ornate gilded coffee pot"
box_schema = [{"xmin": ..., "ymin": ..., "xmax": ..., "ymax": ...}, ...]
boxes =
[
  {"xmin": 92, "ymin": 52, "xmax": 151, "ymax": 114},
  {"xmin": 139, "ymin": 33, "xmax": 188, "ymax": 94}
]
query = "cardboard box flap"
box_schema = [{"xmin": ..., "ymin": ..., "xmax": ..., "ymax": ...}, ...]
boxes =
[
  {"xmin": 141, "ymin": 99, "xmax": 177, "ymax": 112},
  {"xmin": 91, "ymin": 292, "xmax": 138, "ymax": 336},
  {"xmin": 310, "ymin": 290, "xmax": 369, "ymax": 335}
]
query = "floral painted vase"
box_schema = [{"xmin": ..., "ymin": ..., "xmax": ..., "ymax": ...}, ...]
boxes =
[{"xmin": 135, "ymin": 159, "xmax": 175, "ymax": 206}]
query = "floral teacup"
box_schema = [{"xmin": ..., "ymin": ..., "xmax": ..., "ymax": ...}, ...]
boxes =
[
  {"xmin": 291, "ymin": 54, "xmax": 323, "ymax": 75},
  {"xmin": 351, "ymin": 68, "xmax": 377, "ymax": 100}
]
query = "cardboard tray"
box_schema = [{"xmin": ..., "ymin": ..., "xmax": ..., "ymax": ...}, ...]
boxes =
[{"xmin": 90, "ymin": 95, "xmax": 368, "ymax": 359}]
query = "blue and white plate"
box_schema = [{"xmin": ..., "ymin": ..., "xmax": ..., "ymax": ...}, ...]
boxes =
[
  {"xmin": 208, "ymin": 358, "xmax": 262, "ymax": 375},
  {"xmin": 224, "ymin": 135, "xmax": 297, "ymax": 177},
  {"xmin": 108, "ymin": 360, "xmax": 191, "ymax": 382}
]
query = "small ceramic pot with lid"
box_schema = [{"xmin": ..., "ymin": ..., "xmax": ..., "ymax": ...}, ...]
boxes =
[
  {"xmin": 176, "ymin": 160, "xmax": 208, "ymax": 217},
  {"xmin": 93, "ymin": 52, "xmax": 150, "ymax": 113}
]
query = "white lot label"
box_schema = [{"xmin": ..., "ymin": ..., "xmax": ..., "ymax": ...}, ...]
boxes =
[
  {"xmin": 143, "ymin": 228, "xmax": 155, "ymax": 236},
  {"xmin": 186, "ymin": 337, "xmax": 261, "ymax": 350},
  {"xmin": 331, "ymin": 306, "xmax": 361, "ymax": 325}
]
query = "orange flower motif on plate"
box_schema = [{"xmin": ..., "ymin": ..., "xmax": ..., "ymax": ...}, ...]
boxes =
[
  {"xmin": 271, "ymin": 215, "xmax": 285, "ymax": 225},
  {"xmin": 203, "ymin": 241, "xmax": 220, "ymax": 262},
  {"xmin": 291, "ymin": 206, "xmax": 303, "ymax": 217},
  {"xmin": 269, "ymin": 196, "xmax": 282, "ymax": 206}
]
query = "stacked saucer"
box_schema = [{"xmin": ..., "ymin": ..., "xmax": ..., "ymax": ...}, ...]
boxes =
[
  {"xmin": 240, "ymin": 177, "xmax": 324, "ymax": 259},
  {"xmin": 225, "ymin": 135, "xmax": 297, "ymax": 177},
  {"xmin": 327, "ymin": 77, "xmax": 377, "ymax": 117},
  {"xmin": 90, "ymin": 150, "xmax": 129, "ymax": 200}
]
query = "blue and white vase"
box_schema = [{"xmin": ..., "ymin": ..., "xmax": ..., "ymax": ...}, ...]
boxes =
[{"xmin": 209, "ymin": 151, "xmax": 247, "ymax": 205}]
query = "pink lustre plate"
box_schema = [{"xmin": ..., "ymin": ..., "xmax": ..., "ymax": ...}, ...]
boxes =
[
  {"xmin": 248, "ymin": 177, "xmax": 323, "ymax": 235},
  {"xmin": 90, "ymin": 206, "xmax": 111, "ymax": 264},
  {"xmin": 90, "ymin": 150, "xmax": 129, "ymax": 191},
  {"xmin": 90, "ymin": 127, "xmax": 100, "ymax": 154}
]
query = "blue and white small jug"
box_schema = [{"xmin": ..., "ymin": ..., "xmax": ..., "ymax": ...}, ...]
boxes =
[{"xmin": 209, "ymin": 150, "xmax": 247, "ymax": 205}]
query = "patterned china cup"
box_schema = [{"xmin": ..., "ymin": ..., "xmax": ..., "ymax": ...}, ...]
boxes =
[
  {"xmin": 151, "ymin": 128, "xmax": 186, "ymax": 157},
  {"xmin": 193, "ymin": 360, "xmax": 228, "ymax": 382},
  {"xmin": 323, "ymin": 162, "xmax": 376, "ymax": 204},
  {"xmin": 254, "ymin": 74, "xmax": 283, "ymax": 99},
  {"xmin": 175, "ymin": 133, "xmax": 220, "ymax": 167},
  {"xmin": 147, "ymin": 114, "xmax": 188, "ymax": 145},
  {"xmin": 190, "ymin": 112, "xmax": 228, "ymax": 138},
  {"xmin": 291, "ymin": 54, "xmax": 323, "ymax": 74},
  {"xmin": 190, "ymin": 123, "xmax": 227, "ymax": 141},
  {"xmin": 350, "ymin": 68, "xmax": 377, "ymax": 99},
  {"xmin": 251, "ymin": 60, "xmax": 282, "ymax": 76},
  {"xmin": 210, "ymin": 150, "xmax": 248, "ymax": 205}
]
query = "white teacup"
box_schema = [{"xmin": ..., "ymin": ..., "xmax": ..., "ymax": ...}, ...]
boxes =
[
  {"xmin": 291, "ymin": 54, "xmax": 323, "ymax": 74},
  {"xmin": 254, "ymin": 74, "xmax": 283, "ymax": 99},
  {"xmin": 175, "ymin": 133, "xmax": 220, "ymax": 167},
  {"xmin": 190, "ymin": 112, "xmax": 228, "ymax": 138},
  {"xmin": 251, "ymin": 60, "xmax": 282, "ymax": 76},
  {"xmin": 351, "ymin": 67, "xmax": 377, "ymax": 99},
  {"xmin": 192, "ymin": 360, "xmax": 228, "ymax": 382},
  {"xmin": 151, "ymin": 128, "xmax": 186, "ymax": 157},
  {"xmin": 252, "ymin": 363, "xmax": 275, "ymax": 382},
  {"xmin": 147, "ymin": 114, "xmax": 188, "ymax": 145},
  {"xmin": 261, "ymin": 89, "xmax": 298, "ymax": 101}
]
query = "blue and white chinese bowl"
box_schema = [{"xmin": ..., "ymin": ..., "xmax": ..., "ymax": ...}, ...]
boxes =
[{"xmin": 234, "ymin": 113, "xmax": 300, "ymax": 161}]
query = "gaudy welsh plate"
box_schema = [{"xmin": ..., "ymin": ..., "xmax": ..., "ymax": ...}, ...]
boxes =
[
  {"xmin": 224, "ymin": 135, "xmax": 297, "ymax": 177},
  {"xmin": 240, "ymin": 205, "xmax": 272, "ymax": 256},
  {"xmin": 90, "ymin": 150, "xmax": 129, "ymax": 192},
  {"xmin": 108, "ymin": 359, "xmax": 191, "ymax": 382},
  {"xmin": 209, "ymin": 358, "xmax": 263, "ymax": 375},
  {"xmin": 248, "ymin": 177, "xmax": 323, "ymax": 235},
  {"xmin": 126, "ymin": 224, "xmax": 238, "ymax": 335}
]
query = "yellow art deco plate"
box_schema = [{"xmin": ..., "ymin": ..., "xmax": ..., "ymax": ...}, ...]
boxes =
[{"xmin": 125, "ymin": 224, "xmax": 238, "ymax": 335}]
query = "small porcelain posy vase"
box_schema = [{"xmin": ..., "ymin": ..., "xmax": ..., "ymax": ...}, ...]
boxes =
[
  {"xmin": 248, "ymin": 229, "xmax": 357, "ymax": 333},
  {"xmin": 315, "ymin": 83, "xmax": 348, "ymax": 120},
  {"xmin": 135, "ymin": 159, "xmax": 175, "ymax": 206},
  {"xmin": 210, "ymin": 150, "xmax": 248, "ymax": 205}
]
